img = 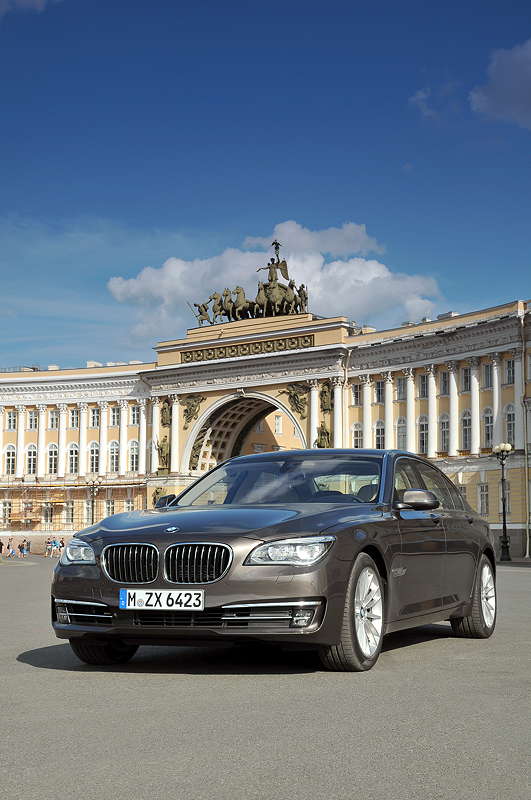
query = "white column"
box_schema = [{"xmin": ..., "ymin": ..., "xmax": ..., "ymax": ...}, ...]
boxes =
[
  {"xmin": 78, "ymin": 403, "xmax": 88, "ymax": 477},
  {"xmin": 309, "ymin": 381, "xmax": 319, "ymax": 448},
  {"xmin": 37, "ymin": 405, "xmax": 47, "ymax": 478},
  {"xmin": 0, "ymin": 408, "xmax": 4, "ymax": 474},
  {"xmin": 151, "ymin": 399, "xmax": 160, "ymax": 473},
  {"xmin": 138, "ymin": 399, "xmax": 147, "ymax": 475},
  {"xmin": 119, "ymin": 400, "xmax": 128, "ymax": 475},
  {"xmin": 170, "ymin": 394, "xmax": 180, "ymax": 472},
  {"xmin": 57, "ymin": 404, "xmax": 68, "ymax": 477},
  {"xmin": 15, "ymin": 405, "xmax": 25, "ymax": 478},
  {"xmin": 362, "ymin": 376, "xmax": 372, "ymax": 448},
  {"xmin": 332, "ymin": 378, "xmax": 343, "ymax": 447},
  {"xmin": 513, "ymin": 351, "xmax": 525, "ymax": 450},
  {"xmin": 427, "ymin": 365, "xmax": 437, "ymax": 458},
  {"xmin": 469, "ymin": 358, "xmax": 480, "ymax": 456},
  {"xmin": 492, "ymin": 353, "xmax": 502, "ymax": 446},
  {"xmin": 448, "ymin": 362, "xmax": 458, "ymax": 457},
  {"xmin": 384, "ymin": 372, "xmax": 394, "ymax": 449},
  {"xmin": 98, "ymin": 401, "xmax": 108, "ymax": 476},
  {"xmin": 405, "ymin": 369, "xmax": 416, "ymax": 453}
]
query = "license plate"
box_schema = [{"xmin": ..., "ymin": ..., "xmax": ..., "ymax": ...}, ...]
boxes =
[{"xmin": 119, "ymin": 589, "xmax": 204, "ymax": 610}]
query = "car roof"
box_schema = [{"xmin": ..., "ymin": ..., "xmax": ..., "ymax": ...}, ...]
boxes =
[{"xmin": 228, "ymin": 448, "xmax": 416, "ymax": 464}]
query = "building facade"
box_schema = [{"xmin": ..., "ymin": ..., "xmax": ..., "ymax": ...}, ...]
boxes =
[{"xmin": 1, "ymin": 299, "xmax": 529, "ymax": 557}]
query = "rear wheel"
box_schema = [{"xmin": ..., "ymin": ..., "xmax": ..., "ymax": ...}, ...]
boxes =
[
  {"xmin": 450, "ymin": 555, "xmax": 496, "ymax": 638},
  {"xmin": 319, "ymin": 553, "xmax": 384, "ymax": 671},
  {"xmin": 69, "ymin": 639, "xmax": 138, "ymax": 666}
]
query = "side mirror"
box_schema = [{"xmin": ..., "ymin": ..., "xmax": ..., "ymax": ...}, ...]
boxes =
[
  {"xmin": 154, "ymin": 494, "xmax": 177, "ymax": 508},
  {"xmin": 395, "ymin": 489, "xmax": 440, "ymax": 511}
]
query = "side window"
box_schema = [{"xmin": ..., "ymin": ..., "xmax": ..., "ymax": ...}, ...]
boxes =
[
  {"xmin": 446, "ymin": 477, "xmax": 466, "ymax": 511},
  {"xmin": 393, "ymin": 459, "xmax": 421, "ymax": 502},
  {"xmin": 415, "ymin": 462, "xmax": 453, "ymax": 509}
]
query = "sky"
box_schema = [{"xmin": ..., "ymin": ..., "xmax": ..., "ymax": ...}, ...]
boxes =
[{"xmin": 0, "ymin": 0, "xmax": 530, "ymax": 368}]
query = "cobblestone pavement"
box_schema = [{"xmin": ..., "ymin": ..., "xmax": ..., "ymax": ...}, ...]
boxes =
[{"xmin": 2, "ymin": 557, "xmax": 530, "ymax": 800}]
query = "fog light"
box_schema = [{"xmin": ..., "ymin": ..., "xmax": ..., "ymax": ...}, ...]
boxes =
[
  {"xmin": 291, "ymin": 608, "xmax": 314, "ymax": 628},
  {"xmin": 56, "ymin": 604, "xmax": 70, "ymax": 624}
]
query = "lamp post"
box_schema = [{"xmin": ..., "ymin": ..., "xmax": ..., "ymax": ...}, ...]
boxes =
[
  {"xmin": 86, "ymin": 477, "xmax": 104, "ymax": 525},
  {"xmin": 493, "ymin": 443, "xmax": 512, "ymax": 562}
]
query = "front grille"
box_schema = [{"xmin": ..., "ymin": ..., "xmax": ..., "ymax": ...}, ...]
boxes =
[
  {"xmin": 132, "ymin": 610, "xmax": 224, "ymax": 627},
  {"xmin": 102, "ymin": 544, "xmax": 158, "ymax": 583},
  {"xmin": 127, "ymin": 602, "xmax": 321, "ymax": 629},
  {"xmin": 164, "ymin": 543, "xmax": 232, "ymax": 584}
]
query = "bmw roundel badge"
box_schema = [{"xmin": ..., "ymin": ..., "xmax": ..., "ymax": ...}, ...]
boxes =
[{"xmin": 165, "ymin": 526, "xmax": 180, "ymax": 533}]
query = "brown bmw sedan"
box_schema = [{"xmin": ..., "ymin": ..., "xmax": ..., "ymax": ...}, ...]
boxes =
[{"xmin": 51, "ymin": 449, "xmax": 497, "ymax": 671}]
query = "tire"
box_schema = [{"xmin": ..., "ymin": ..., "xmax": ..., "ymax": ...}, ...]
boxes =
[
  {"xmin": 450, "ymin": 554, "xmax": 496, "ymax": 639},
  {"xmin": 69, "ymin": 639, "xmax": 138, "ymax": 666},
  {"xmin": 319, "ymin": 552, "xmax": 385, "ymax": 672}
]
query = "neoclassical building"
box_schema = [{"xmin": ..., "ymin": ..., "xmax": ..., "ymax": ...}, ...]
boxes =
[{"xmin": 1, "ymin": 298, "xmax": 529, "ymax": 557}]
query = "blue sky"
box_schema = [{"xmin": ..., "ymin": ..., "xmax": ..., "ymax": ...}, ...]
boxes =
[{"xmin": 1, "ymin": 0, "xmax": 530, "ymax": 367}]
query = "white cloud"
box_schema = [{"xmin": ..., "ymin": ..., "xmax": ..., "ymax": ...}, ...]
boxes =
[
  {"xmin": 470, "ymin": 38, "xmax": 531, "ymax": 130},
  {"xmin": 408, "ymin": 88, "xmax": 437, "ymax": 119},
  {"xmin": 0, "ymin": 0, "xmax": 51, "ymax": 18},
  {"xmin": 244, "ymin": 220, "xmax": 384, "ymax": 256}
]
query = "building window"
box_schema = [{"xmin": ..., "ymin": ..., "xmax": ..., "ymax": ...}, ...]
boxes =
[
  {"xmin": 5, "ymin": 445, "xmax": 16, "ymax": 475},
  {"xmin": 105, "ymin": 499, "xmax": 115, "ymax": 517},
  {"xmin": 48, "ymin": 444, "xmax": 58, "ymax": 475},
  {"xmin": 440, "ymin": 371, "xmax": 449, "ymax": 396},
  {"xmin": 6, "ymin": 410, "xmax": 16, "ymax": 431},
  {"xmin": 253, "ymin": 443, "xmax": 266, "ymax": 453},
  {"xmin": 125, "ymin": 499, "xmax": 134, "ymax": 513},
  {"xmin": 439, "ymin": 414, "xmax": 449, "ymax": 452},
  {"xmin": 483, "ymin": 408, "xmax": 493, "ymax": 449},
  {"xmin": 109, "ymin": 441, "xmax": 119, "ymax": 473},
  {"xmin": 396, "ymin": 377, "xmax": 406, "ymax": 401},
  {"xmin": 396, "ymin": 418, "xmax": 407, "ymax": 450},
  {"xmin": 22, "ymin": 501, "xmax": 33, "ymax": 520},
  {"xmin": 131, "ymin": 405, "xmax": 140, "ymax": 425},
  {"xmin": 461, "ymin": 410, "xmax": 471, "ymax": 450},
  {"xmin": 110, "ymin": 406, "xmax": 120, "ymax": 427},
  {"xmin": 64, "ymin": 500, "xmax": 74, "ymax": 525},
  {"xmin": 90, "ymin": 407, "xmax": 100, "ymax": 428},
  {"xmin": 274, "ymin": 415, "xmax": 282, "ymax": 435},
  {"xmin": 68, "ymin": 444, "xmax": 79, "ymax": 474},
  {"xmin": 255, "ymin": 420, "xmax": 264, "ymax": 433},
  {"xmin": 2, "ymin": 500, "xmax": 12, "ymax": 525},
  {"xmin": 418, "ymin": 374, "xmax": 428, "ymax": 399},
  {"xmin": 129, "ymin": 441, "xmax": 139, "ymax": 472},
  {"xmin": 499, "ymin": 481, "xmax": 511, "ymax": 515},
  {"xmin": 49, "ymin": 409, "xmax": 59, "ymax": 429},
  {"xmin": 458, "ymin": 484, "xmax": 467, "ymax": 503},
  {"xmin": 69, "ymin": 408, "xmax": 79, "ymax": 429},
  {"xmin": 375, "ymin": 420, "xmax": 385, "ymax": 449},
  {"xmin": 89, "ymin": 443, "xmax": 99, "ymax": 473},
  {"xmin": 28, "ymin": 410, "xmax": 38, "ymax": 430},
  {"xmin": 462, "ymin": 367, "xmax": 471, "ymax": 392},
  {"xmin": 418, "ymin": 416, "xmax": 428, "ymax": 454},
  {"xmin": 375, "ymin": 381, "xmax": 384, "ymax": 403},
  {"xmin": 27, "ymin": 445, "xmax": 37, "ymax": 475},
  {"xmin": 478, "ymin": 484, "xmax": 489, "ymax": 517},
  {"xmin": 350, "ymin": 384, "xmax": 360, "ymax": 406},
  {"xmin": 484, "ymin": 363, "xmax": 493, "ymax": 389},
  {"xmin": 84, "ymin": 500, "xmax": 92, "ymax": 525},
  {"xmin": 352, "ymin": 423, "xmax": 362, "ymax": 448},
  {"xmin": 42, "ymin": 503, "xmax": 53, "ymax": 524},
  {"xmin": 506, "ymin": 359, "xmax": 514, "ymax": 385},
  {"xmin": 505, "ymin": 404, "xmax": 515, "ymax": 446}
]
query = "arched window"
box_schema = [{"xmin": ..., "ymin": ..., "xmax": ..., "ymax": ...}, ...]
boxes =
[
  {"xmin": 5, "ymin": 445, "xmax": 16, "ymax": 475},
  {"xmin": 27, "ymin": 444, "xmax": 37, "ymax": 475},
  {"xmin": 418, "ymin": 416, "xmax": 428, "ymax": 454},
  {"xmin": 483, "ymin": 408, "xmax": 493, "ymax": 449},
  {"xmin": 461, "ymin": 410, "xmax": 471, "ymax": 451},
  {"xmin": 439, "ymin": 414, "xmax": 449, "ymax": 453},
  {"xmin": 48, "ymin": 444, "xmax": 58, "ymax": 475},
  {"xmin": 109, "ymin": 441, "xmax": 119, "ymax": 473},
  {"xmin": 504, "ymin": 404, "xmax": 515, "ymax": 446},
  {"xmin": 396, "ymin": 417, "xmax": 407, "ymax": 450},
  {"xmin": 129, "ymin": 440, "xmax": 139, "ymax": 471},
  {"xmin": 89, "ymin": 442, "xmax": 99, "ymax": 474},
  {"xmin": 68, "ymin": 443, "xmax": 79, "ymax": 474},
  {"xmin": 375, "ymin": 420, "xmax": 385, "ymax": 449}
]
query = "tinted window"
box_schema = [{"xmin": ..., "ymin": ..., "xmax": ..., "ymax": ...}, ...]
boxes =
[
  {"xmin": 446, "ymin": 477, "xmax": 466, "ymax": 511},
  {"xmin": 415, "ymin": 462, "xmax": 453, "ymax": 508},
  {"xmin": 393, "ymin": 459, "xmax": 421, "ymax": 502}
]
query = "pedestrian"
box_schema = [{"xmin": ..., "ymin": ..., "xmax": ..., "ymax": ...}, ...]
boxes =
[
  {"xmin": 26, "ymin": 539, "xmax": 31, "ymax": 555},
  {"xmin": 59, "ymin": 538, "xmax": 65, "ymax": 558},
  {"xmin": 44, "ymin": 538, "xmax": 52, "ymax": 557},
  {"xmin": 6, "ymin": 537, "xmax": 15, "ymax": 559},
  {"xmin": 0, "ymin": 539, "xmax": 4, "ymax": 562}
]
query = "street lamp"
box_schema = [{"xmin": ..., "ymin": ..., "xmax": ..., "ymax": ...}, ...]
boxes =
[
  {"xmin": 86, "ymin": 477, "xmax": 104, "ymax": 525},
  {"xmin": 493, "ymin": 443, "xmax": 512, "ymax": 562}
]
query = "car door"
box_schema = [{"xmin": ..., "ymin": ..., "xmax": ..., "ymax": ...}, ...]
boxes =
[
  {"xmin": 392, "ymin": 457, "xmax": 447, "ymax": 620},
  {"xmin": 442, "ymin": 477, "xmax": 482, "ymax": 607}
]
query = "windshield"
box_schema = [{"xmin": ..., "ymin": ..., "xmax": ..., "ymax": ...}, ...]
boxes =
[{"xmin": 177, "ymin": 457, "xmax": 381, "ymax": 506}]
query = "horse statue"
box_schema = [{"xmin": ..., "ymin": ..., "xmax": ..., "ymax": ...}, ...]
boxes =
[
  {"xmin": 221, "ymin": 288, "xmax": 234, "ymax": 321},
  {"xmin": 282, "ymin": 279, "xmax": 298, "ymax": 315},
  {"xmin": 255, "ymin": 282, "xmax": 267, "ymax": 317},
  {"xmin": 232, "ymin": 286, "xmax": 257, "ymax": 320},
  {"xmin": 193, "ymin": 302, "xmax": 211, "ymax": 326},
  {"xmin": 209, "ymin": 292, "xmax": 224, "ymax": 324},
  {"xmin": 265, "ymin": 280, "xmax": 284, "ymax": 317}
]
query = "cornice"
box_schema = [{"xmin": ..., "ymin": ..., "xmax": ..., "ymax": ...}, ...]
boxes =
[{"xmin": 0, "ymin": 376, "xmax": 150, "ymax": 405}]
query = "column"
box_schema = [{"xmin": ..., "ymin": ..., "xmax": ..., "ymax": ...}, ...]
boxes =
[
  {"xmin": 170, "ymin": 394, "xmax": 180, "ymax": 473},
  {"xmin": 513, "ymin": 351, "xmax": 525, "ymax": 450},
  {"xmin": 469, "ymin": 358, "xmax": 480, "ymax": 456},
  {"xmin": 0, "ymin": 408, "xmax": 4, "ymax": 474},
  {"xmin": 37, "ymin": 405, "xmax": 46, "ymax": 477},
  {"xmin": 15, "ymin": 405, "xmax": 25, "ymax": 478},
  {"xmin": 448, "ymin": 362, "xmax": 458, "ymax": 457},
  {"xmin": 404, "ymin": 369, "xmax": 416, "ymax": 453},
  {"xmin": 57, "ymin": 404, "xmax": 68, "ymax": 477},
  {"xmin": 98, "ymin": 401, "xmax": 108, "ymax": 476},
  {"xmin": 309, "ymin": 381, "xmax": 319, "ymax": 448},
  {"xmin": 138, "ymin": 399, "xmax": 147, "ymax": 474},
  {"xmin": 151, "ymin": 398, "xmax": 160, "ymax": 473},
  {"xmin": 492, "ymin": 353, "xmax": 502, "ymax": 446},
  {"xmin": 362, "ymin": 375, "xmax": 372, "ymax": 448},
  {"xmin": 332, "ymin": 378, "xmax": 343, "ymax": 448},
  {"xmin": 384, "ymin": 372, "xmax": 394, "ymax": 449},
  {"xmin": 427, "ymin": 364, "xmax": 437, "ymax": 458},
  {"xmin": 119, "ymin": 400, "xmax": 129, "ymax": 475},
  {"xmin": 78, "ymin": 403, "xmax": 88, "ymax": 477}
]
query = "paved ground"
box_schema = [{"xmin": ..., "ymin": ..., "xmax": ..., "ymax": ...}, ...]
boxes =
[{"xmin": 1, "ymin": 557, "xmax": 529, "ymax": 800}]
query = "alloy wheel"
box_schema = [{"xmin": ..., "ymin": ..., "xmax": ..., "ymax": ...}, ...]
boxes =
[
  {"xmin": 480, "ymin": 563, "xmax": 496, "ymax": 628},
  {"xmin": 354, "ymin": 566, "xmax": 383, "ymax": 657}
]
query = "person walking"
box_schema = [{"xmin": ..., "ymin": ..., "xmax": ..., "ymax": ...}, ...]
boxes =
[
  {"xmin": 26, "ymin": 539, "xmax": 31, "ymax": 555},
  {"xmin": 6, "ymin": 537, "xmax": 15, "ymax": 559},
  {"xmin": 44, "ymin": 538, "xmax": 52, "ymax": 557},
  {"xmin": 0, "ymin": 539, "xmax": 4, "ymax": 562}
]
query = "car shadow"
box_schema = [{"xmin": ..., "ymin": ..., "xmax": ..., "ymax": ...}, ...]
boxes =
[{"xmin": 17, "ymin": 623, "xmax": 453, "ymax": 674}]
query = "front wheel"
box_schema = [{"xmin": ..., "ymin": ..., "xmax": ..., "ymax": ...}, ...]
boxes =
[
  {"xmin": 319, "ymin": 553, "xmax": 385, "ymax": 671},
  {"xmin": 69, "ymin": 639, "xmax": 138, "ymax": 666},
  {"xmin": 450, "ymin": 554, "xmax": 496, "ymax": 638}
]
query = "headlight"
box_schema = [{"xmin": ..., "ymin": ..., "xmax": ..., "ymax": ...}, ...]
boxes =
[
  {"xmin": 60, "ymin": 538, "xmax": 96, "ymax": 565},
  {"xmin": 246, "ymin": 536, "xmax": 335, "ymax": 566}
]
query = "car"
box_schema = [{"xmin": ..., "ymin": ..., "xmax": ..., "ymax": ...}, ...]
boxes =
[{"xmin": 51, "ymin": 449, "xmax": 497, "ymax": 671}]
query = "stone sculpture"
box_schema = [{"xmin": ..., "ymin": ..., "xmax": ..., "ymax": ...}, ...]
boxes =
[
  {"xmin": 320, "ymin": 381, "xmax": 332, "ymax": 414},
  {"xmin": 277, "ymin": 383, "xmax": 309, "ymax": 419},
  {"xmin": 156, "ymin": 435, "xmax": 170, "ymax": 472},
  {"xmin": 160, "ymin": 399, "xmax": 171, "ymax": 428},
  {"xmin": 315, "ymin": 423, "xmax": 331, "ymax": 449},
  {"xmin": 179, "ymin": 394, "xmax": 205, "ymax": 429}
]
